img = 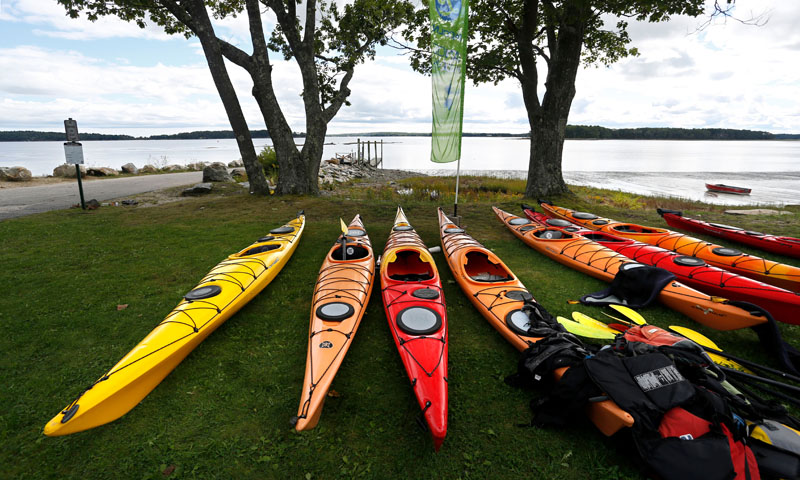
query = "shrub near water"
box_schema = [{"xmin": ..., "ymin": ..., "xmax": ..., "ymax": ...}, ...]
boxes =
[{"xmin": 258, "ymin": 146, "xmax": 279, "ymax": 184}]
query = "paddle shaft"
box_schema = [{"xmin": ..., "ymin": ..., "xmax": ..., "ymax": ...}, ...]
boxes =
[
  {"xmin": 720, "ymin": 366, "xmax": 800, "ymax": 395},
  {"xmin": 726, "ymin": 374, "xmax": 800, "ymax": 410},
  {"xmin": 702, "ymin": 345, "xmax": 800, "ymax": 384}
]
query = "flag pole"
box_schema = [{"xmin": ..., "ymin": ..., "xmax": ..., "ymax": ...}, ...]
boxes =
[{"xmin": 454, "ymin": 157, "xmax": 461, "ymax": 217}]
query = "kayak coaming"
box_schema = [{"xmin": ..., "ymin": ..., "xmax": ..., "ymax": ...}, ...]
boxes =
[
  {"xmin": 44, "ymin": 214, "xmax": 306, "ymax": 437},
  {"xmin": 523, "ymin": 207, "xmax": 800, "ymax": 326},
  {"xmin": 381, "ymin": 207, "xmax": 448, "ymax": 450},
  {"xmin": 540, "ymin": 202, "xmax": 800, "ymax": 293},
  {"xmin": 438, "ymin": 208, "xmax": 634, "ymax": 436},
  {"xmin": 494, "ymin": 207, "xmax": 765, "ymax": 331},
  {"xmin": 294, "ymin": 215, "xmax": 375, "ymax": 431},
  {"xmin": 658, "ymin": 209, "xmax": 800, "ymax": 260}
]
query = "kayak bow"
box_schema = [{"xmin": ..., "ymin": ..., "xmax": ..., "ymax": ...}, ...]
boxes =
[
  {"xmin": 44, "ymin": 213, "xmax": 306, "ymax": 436},
  {"xmin": 381, "ymin": 207, "xmax": 448, "ymax": 450}
]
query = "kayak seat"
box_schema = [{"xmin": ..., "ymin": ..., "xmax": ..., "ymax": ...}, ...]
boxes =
[
  {"xmin": 533, "ymin": 229, "xmax": 565, "ymax": 239},
  {"xmin": 331, "ymin": 244, "xmax": 370, "ymax": 260},
  {"xmin": 386, "ymin": 250, "xmax": 434, "ymax": 281},
  {"xmin": 464, "ymin": 251, "xmax": 512, "ymax": 282}
]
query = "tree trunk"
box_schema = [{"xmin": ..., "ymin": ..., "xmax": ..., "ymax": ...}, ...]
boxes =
[
  {"xmin": 522, "ymin": 0, "xmax": 589, "ymax": 198},
  {"xmin": 525, "ymin": 114, "xmax": 569, "ymax": 197},
  {"xmin": 186, "ymin": 0, "xmax": 270, "ymax": 195}
]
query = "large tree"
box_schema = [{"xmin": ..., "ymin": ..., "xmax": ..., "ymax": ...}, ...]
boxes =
[
  {"xmin": 59, "ymin": 0, "xmax": 413, "ymax": 195},
  {"xmin": 405, "ymin": 0, "xmax": 722, "ymax": 197}
]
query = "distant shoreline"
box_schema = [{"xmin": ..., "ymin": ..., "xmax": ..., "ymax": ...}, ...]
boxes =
[{"xmin": 2, "ymin": 126, "xmax": 798, "ymax": 142}]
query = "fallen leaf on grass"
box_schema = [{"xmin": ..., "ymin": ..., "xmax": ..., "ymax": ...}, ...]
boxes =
[
  {"xmin": 327, "ymin": 390, "xmax": 340, "ymax": 398},
  {"xmin": 162, "ymin": 464, "xmax": 176, "ymax": 476},
  {"xmin": 117, "ymin": 304, "xmax": 128, "ymax": 311}
]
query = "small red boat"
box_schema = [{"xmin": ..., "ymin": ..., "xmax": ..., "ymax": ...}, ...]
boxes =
[{"xmin": 705, "ymin": 183, "xmax": 751, "ymax": 195}]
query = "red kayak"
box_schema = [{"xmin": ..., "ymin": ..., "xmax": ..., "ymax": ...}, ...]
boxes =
[
  {"xmin": 658, "ymin": 208, "xmax": 800, "ymax": 260},
  {"xmin": 706, "ymin": 183, "xmax": 751, "ymax": 195},
  {"xmin": 380, "ymin": 207, "xmax": 448, "ymax": 451},
  {"xmin": 522, "ymin": 205, "xmax": 800, "ymax": 326}
]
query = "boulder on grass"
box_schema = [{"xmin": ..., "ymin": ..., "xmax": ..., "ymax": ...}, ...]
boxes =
[
  {"xmin": 164, "ymin": 164, "xmax": 184, "ymax": 172},
  {"xmin": 121, "ymin": 163, "xmax": 138, "ymax": 174},
  {"xmin": 228, "ymin": 159, "xmax": 244, "ymax": 168},
  {"xmin": 87, "ymin": 167, "xmax": 118, "ymax": 177},
  {"xmin": 53, "ymin": 164, "xmax": 86, "ymax": 178},
  {"xmin": 186, "ymin": 162, "xmax": 208, "ymax": 171},
  {"xmin": 0, "ymin": 166, "xmax": 32, "ymax": 182},
  {"xmin": 230, "ymin": 168, "xmax": 246, "ymax": 177},
  {"xmin": 140, "ymin": 165, "xmax": 158, "ymax": 174},
  {"xmin": 203, "ymin": 162, "xmax": 233, "ymax": 182},
  {"xmin": 182, "ymin": 183, "xmax": 213, "ymax": 196}
]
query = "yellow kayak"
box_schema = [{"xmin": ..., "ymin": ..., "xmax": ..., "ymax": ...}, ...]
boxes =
[{"xmin": 44, "ymin": 213, "xmax": 306, "ymax": 436}]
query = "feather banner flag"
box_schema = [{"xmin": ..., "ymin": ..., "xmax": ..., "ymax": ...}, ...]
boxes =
[{"xmin": 430, "ymin": 0, "xmax": 469, "ymax": 163}]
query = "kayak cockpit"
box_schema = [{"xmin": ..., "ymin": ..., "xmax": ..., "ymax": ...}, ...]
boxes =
[
  {"xmin": 610, "ymin": 224, "xmax": 664, "ymax": 234},
  {"xmin": 330, "ymin": 243, "xmax": 370, "ymax": 261},
  {"xmin": 386, "ymin": 249, "xmax": 434, "ymax": 281},
  {"xmin": 464, "ymin": 251, "xmax": 513, "ymax": 282}
]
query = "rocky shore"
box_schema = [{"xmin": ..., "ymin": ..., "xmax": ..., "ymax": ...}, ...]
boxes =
[{"xmin": 1, "ymin": 157, "xmax": 422, "ymax": 191}]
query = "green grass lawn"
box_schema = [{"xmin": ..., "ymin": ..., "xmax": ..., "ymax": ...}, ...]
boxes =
[{"xmin": 1, "ymin": 179, "xmax": 798, "ymax": 479}]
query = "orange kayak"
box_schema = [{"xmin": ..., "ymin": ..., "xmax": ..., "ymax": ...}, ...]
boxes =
[
  {"xmin": 437, "ymin": 208, "xmax": 634, "ymax": 436},
  {"xmin": 381, "ymin": 207, "xmax": 448, "ymax": 450},
  {"xmin": 493, "ymin": 207, "xmax": 766, "ymax": 331},
  {"xmin": 292, "ymin": 215, "xmax": 375, "ymax": 431},
  {"xmin": 540, "ymin": 202, "xmax": 800, "ymax": 293}
]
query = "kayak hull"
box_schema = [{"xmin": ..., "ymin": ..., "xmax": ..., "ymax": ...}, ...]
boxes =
[
  {"xmin": 440, "ymin": 208, "xmax": 634, "ymax": 435},
  {"xmin": 495, "ymin": 207, "xmax": 764, "ymax": 331},
  {"xmin": 659, "ymin": 209, "xmax": 800, "ymax": 260},
  {"xmin": 540, "ymin": 202, "xmax": 800, "ymax": 293},
  {"xmin": 44, "ymin": 215, "xmax": 306, "ymax": 436},
  {"xmin": 381, "ymin": 207, "xmax": 448, "ymax": 450},
  {"xmin": 523, "ymin": 208, "xmax": 800, "ymax": 326},
  {"xmin": 294, "ymin": 215, "xmax": 375, "ymax": 431}
]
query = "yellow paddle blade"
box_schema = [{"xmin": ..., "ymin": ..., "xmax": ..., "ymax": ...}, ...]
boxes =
[
  {"xmin": 608, "ymin": 305, "xmax": 647, "ymax": 325},
  {"xmin": 571, "ymin": 312, "xmax": 619, "ymax": 334},
  {"xmin": 668, "ymin": 325, "xmax": 722, "ymax": 351},
  {"xmin": 602, "ymin": 312, "xmax": 632, "ymax": 325},
  {"xmin": 340, "ymin": 218, "xmax": 348, "ymax": 235},
  {"xmin": 668, "ymin": 325, "xmax": 751, "ymax": 374},
  {"xmin": 557, "ymin": 317, "xmax": 616, "ymax": 340}
]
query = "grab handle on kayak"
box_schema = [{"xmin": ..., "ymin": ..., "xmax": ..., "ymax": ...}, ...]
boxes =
[{"xmin": 588, "ymin": 395, "xmax": 609, "ymax": 403}]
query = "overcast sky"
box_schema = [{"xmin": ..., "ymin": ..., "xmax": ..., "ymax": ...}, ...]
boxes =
[{"xmin": 1, "ymin": 0, "xmax": 798, "ymax": 135}]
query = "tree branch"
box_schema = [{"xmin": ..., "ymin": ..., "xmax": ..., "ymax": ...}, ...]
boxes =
[
  {"xmin": 267, "ymin": 0, "xmax": 303, "ymax": 52},
  {"xmin": 157, "ymin": 0, "xmax": 198, "ymax": 33},
  {"xmin": 303, "ymin": 0, "xmax": 316, "ymax": 49},
  {"xmin": 217, "ymin": 39, "xmax": 253, "ymax": 70},
  {"xmin": 245, "ymin": 0, "xmax": 270, "ymax": 68}
]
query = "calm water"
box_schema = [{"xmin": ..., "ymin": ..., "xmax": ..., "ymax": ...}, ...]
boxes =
[{"xmin": 2, "ymin": 137, "xmax": 798, "ymax": 205}]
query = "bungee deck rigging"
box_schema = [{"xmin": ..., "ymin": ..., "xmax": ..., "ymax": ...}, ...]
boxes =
[
  {"xmin": 493, "ymin": 207, "xmax": 766, "ymax": 331},
  {"xmin": 381, "ymin": 206, "xmax": 448, "ymax": 450},
  {"xmin": 44, "ymin": 214, "xmax": 306, "ymax": 436},
  {"xmin": 438, "ymin": 208, "xmax": 634, "ymax": 436},
  {"xmin": 540, "ymin": 202, "xmax": 800, "ymax": 293},
  {"xmin": 293, "ymin": 215, "xmax": 375, "ymax": 432},
  {"xmin": 522, "ymin": 206, "xmax": 800, "ymax": 326}
]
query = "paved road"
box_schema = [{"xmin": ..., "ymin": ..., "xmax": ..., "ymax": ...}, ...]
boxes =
[{"xmin": 0, "ymin": 172, "xmax": 203, "ymax": 220}]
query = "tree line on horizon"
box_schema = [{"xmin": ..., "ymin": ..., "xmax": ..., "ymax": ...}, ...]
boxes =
[{"xmin": 2, "ymin": 126, "xmax": 797, "ymax": 142}]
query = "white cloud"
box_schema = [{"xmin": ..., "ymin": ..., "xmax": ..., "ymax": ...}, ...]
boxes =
[{"xmin": 1, "ymin": 0, "xmax": 799, "ymax": 134}]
